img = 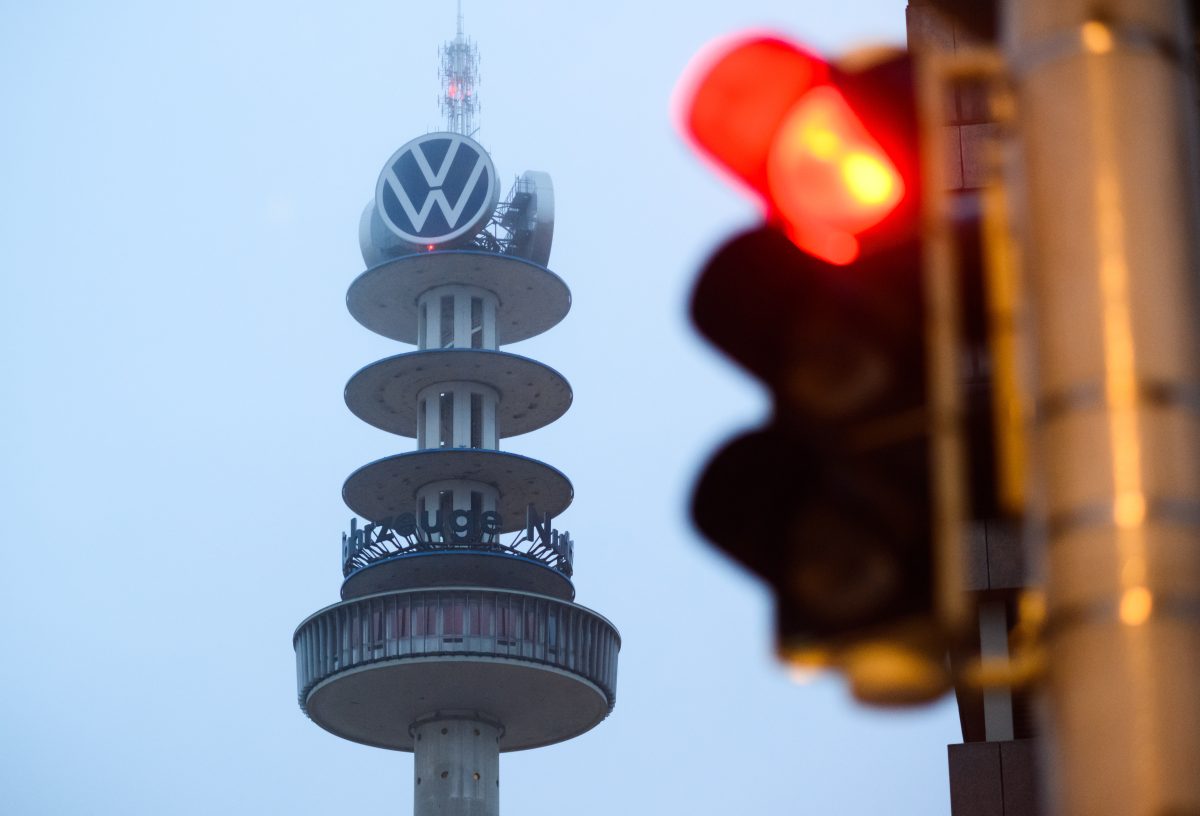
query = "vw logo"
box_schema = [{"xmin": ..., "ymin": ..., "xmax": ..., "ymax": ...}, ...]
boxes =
[{"xmin": 375, "ymin": 132, "xmax": 499, "ymax": 247}]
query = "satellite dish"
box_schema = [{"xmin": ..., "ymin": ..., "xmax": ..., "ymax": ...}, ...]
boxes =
[{"xmin": 513, "ymin": 171, "xmax": 555, "ymax": 266}]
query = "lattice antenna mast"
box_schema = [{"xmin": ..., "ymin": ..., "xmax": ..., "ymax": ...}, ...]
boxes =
[{"xmin": 440, "ymin": 0, "xmax": 480, "ymax": 135}]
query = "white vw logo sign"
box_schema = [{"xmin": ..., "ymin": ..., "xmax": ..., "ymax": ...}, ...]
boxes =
[{"xmin": 375, "ymin": 132, "xmax": 498, "ymax": 247}]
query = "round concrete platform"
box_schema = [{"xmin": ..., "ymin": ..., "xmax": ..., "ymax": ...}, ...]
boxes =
[
  {"xmin": 346, "ymin": 251, "xmax": 570, "ymax": 344},
  {"xmin": 295, "ymin": 588, "xmax": 619, "ymax": 752},
  {"xmin": 306, "ymin": 657, "xmax": 611, "ymax": 752},
  {"xmin": 342, "ymin": 449, "xmax": 573, "ymax": 527},
  {"xmin": 344, "ymin": 349, "xmax": 572, "ymax": 438}
]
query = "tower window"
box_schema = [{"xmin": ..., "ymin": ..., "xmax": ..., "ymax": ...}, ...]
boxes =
[
  {"xmin": 470, "ymin": 393, "xmax": 483, "ymax": 448},
  {"xmin": 440, "ymin": 295, "xmax": 455, "ymax": 348},
  {"xmin": 471, "ymin": 297, "xmax": 484, "ymax": 349},
  {"xmin": 439, "ymin": 391, "xmax": 454, "ymax": 448}
]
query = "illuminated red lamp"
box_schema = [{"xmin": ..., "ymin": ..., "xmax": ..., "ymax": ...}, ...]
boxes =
[{"xmin": 677, "ymin": 35, "xmax": 906, "ymax": 265}]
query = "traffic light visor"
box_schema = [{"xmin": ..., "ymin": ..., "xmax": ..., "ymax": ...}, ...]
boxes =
[
  {"xmin": 677, "ymin": 35, "xmax": 908, "ymax": 265},
  {"xmin": 678, "ymin": 35, "xmax": 830, "ymax": 197}
]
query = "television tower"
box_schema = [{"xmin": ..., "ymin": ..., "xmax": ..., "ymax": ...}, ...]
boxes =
[{"xmin": 293, "ymin": 9, "xmax": 619, "ymax": 816}]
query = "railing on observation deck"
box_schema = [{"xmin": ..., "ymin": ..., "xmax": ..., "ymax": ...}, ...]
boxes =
[
  {"xmin": 342, "ymin": 521, "xmax": 573, "ymax": 579},
  {"xmin": 294, "ymin": 588, "xmax": 618, "ymax": 712}
]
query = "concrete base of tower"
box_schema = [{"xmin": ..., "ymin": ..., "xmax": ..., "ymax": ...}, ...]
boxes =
[{"xmin": 413, "ymin": 715, "xmax": 502, "ymax": 816}]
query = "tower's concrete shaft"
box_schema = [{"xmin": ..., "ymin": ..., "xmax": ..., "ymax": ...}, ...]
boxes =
[{"xmin": 413, "ymin": 716, "xmax": 502, "ymax": 816}]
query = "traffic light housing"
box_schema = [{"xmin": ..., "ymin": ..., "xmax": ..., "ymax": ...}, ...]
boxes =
[
  {"xmin": 679, "ymin": 35, "xmax": 983, "ymax": 703},
  {"xmin": 678, "ymin": 36, "xmax": 921, "ymax": 263}
]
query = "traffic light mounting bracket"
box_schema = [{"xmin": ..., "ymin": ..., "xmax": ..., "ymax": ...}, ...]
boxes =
[{"xmin": 914, "ymin": 47, "xmax": 1028, "ymax": 642}]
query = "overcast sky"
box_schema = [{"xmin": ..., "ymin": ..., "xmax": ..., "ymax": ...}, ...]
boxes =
[{"xmin": 1, "ymin": 2, "xmax": 962, "ymax": 814}]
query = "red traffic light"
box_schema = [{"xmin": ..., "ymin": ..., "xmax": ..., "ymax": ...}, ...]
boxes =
[{"xmin": 676, "ymin": 34, "xmax": 911, "ymax": 264}]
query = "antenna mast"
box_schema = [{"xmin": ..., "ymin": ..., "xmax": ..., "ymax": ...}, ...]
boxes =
[{"xmin": 440, "ymin": 0, "xmax": 480, "ymax": 135}]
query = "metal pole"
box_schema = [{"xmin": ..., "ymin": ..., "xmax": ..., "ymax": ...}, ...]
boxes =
[{"xmin": 1003, "ymin": 2, "xmax": 1200, "ymax": 814}]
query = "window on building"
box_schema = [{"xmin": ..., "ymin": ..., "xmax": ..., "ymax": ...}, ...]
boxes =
[
  {"xmin": 470, "ymin": 393, "xmax": 483, "ymax": 448},
  {"xmin": 439, "ymin": 391, "xmax": 454, "ymax": 448},
  {"xmin": 440, "ymin": 295, "xmax": 455, "ymax": 348},
  {"xmin": 471, "ymin": 297, "xmax": 484, "ymax": 349}
]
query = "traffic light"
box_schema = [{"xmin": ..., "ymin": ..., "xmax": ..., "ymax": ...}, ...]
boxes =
[
  {"xmin": 679, "ymin": 36, "xmax": 921, "ymax": 262},
  {"xmin": 678, "ymin": 35, "xmax": 980, "ymax": 703}
]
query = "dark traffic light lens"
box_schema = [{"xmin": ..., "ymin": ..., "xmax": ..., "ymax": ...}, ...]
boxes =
[
  {"xmin": 785, "ymin": 510, "xmax": 902, "ymax": 624},
  {"xmin": 782, "ymin": 321, "xmax": 891, "ymax": 419}
]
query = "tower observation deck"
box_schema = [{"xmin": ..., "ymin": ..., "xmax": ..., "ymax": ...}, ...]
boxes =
[{"xmin": 293, "ymin": 12, "xmax": 619, "ymax": 816}]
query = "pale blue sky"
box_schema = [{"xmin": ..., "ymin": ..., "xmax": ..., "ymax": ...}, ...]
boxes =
[{"xmin": 1, "ymin": 2, "xmax": 961, "ymax": 813}]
